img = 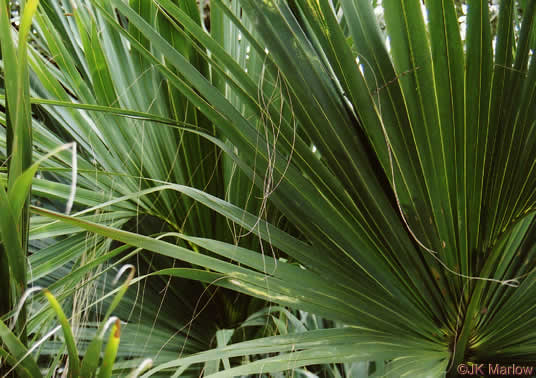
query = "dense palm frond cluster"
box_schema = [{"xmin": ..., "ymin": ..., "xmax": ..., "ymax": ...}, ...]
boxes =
[{"xmin": 1, "ymin": 0, "xmax": 536, "ymax": 377}]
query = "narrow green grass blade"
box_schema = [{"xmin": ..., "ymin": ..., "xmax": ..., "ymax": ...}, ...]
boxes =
[
  {"xmin": 0, "ymin": 184, "xmax": 26, "ymax": 312},
  {"xmin": 0, "ymin": 0, "xmax": 40, "ymax": 343},
  {"xmin": 43, "ymin": 289, "xmax": 80, "ymax": 377},
  {"xmin": 98, "ymin": 319, "xmax": 121, "ymax": 378},
  {"xmin": 0, "ymin": 319, "xmax": 42, "ymax": 377},
  {"xmin": 80, "ymin": 335, "xmax": 103, "ymax": 378},
  {"xmin": 0, "ymin": 347, "xmax": 33, "ymax": 378}
]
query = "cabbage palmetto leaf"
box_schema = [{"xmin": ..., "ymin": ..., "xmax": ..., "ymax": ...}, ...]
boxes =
[
  {"xmin": 3, "ymin": 0, "xmax": 272, "ymax": 374},
  {"xmin": 3, "ymin": 0, "xmax": 536, "ymax": 376}
]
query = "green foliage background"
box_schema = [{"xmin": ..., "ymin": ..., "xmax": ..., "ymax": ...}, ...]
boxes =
[{"xmin": 1, "ymin": 0, "xmax": 536, "ymax": 376}]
